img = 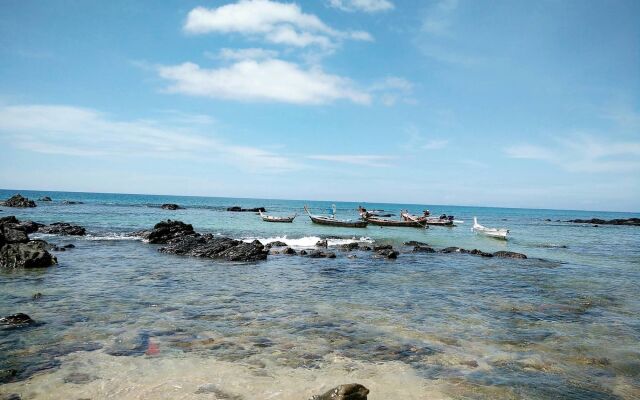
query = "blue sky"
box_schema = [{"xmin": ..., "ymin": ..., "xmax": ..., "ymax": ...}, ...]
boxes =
[{"xmin": 0, "ymin": 0, "xmax": 638, "ymax": 211}]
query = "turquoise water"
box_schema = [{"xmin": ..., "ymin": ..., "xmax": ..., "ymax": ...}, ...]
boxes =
[{"xmin": 1, "ymin": 189, "xmax": 639, "ymax": 399}]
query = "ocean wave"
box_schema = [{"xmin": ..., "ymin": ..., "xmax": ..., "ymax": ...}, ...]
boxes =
[
  {"xmin": 84, "ymin": 233, "xmax": 144, "ymax": 241},
  {"xmin": 242, "ymin": 235, "xmax": 374, "ymax": 249}
]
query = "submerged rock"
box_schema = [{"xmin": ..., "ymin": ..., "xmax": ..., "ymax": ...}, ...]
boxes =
[
  {"xmin": 310, "ymin": 383, "xmax": 369, "ymax": 400},
  {"xmin": 404, "ymin": 240, "xmax": 429, "ymax": 247},
  {"xmin": 161, "ymin": 203, "xmax": 182, "ymax": 210},
  {"xmin": 0, "ymin": 313, "xmax": 34, "ymax": 326},
  {"xmin": 38, "ymin": 196, "xmax": 52, "ymax": 202},
  {"xmin": 195, "ymin": 383, "xmax": 244, "ymax": 399},
  {"xmin": 227, "ymin": 206, "xmax": 266, "ymax": 212},
  {"xmin": 61, "ymin": 200, "xmax": 84, "ymax": 205},
  {"xmin": 63, "ymin": 372, "xmax": 96, "ymax": 384},
  {"xmin": 439, "ymin": 247, "xmax": 461, "ymax": 253},
  {"xmin": 413, "ymin": 245, "xmax": 435, "ymax": 253},
  {"xmin": 308, "ymin": 250, "xmax": 336, "ymax": 258},
  {"xmin": 493, "ymin": 251, "xmax": 527, "ymax": 259},
  {"xmin": 373, "ymin": 244, "xmax": 393, "ymax": 251},
  {"xmin": 376, "ymin": 249, "xmax": 399, "ymax": 259},
  {"xmin": 460, "ymin": 248, "xmax": 493, "ymax": 257},
  {"xmin": 40, "ymin": 222, "xmax": 86, "ymax": 236},
  {"xmin": 1, "ymin": 194, "xmax": 36, "ymax": 208}
]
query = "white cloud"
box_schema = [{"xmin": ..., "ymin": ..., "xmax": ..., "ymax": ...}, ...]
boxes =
[
  {"xmin": 157, "ymin": 59, "xmax": 371, "ymax": 105},
  {"xmin": 421, "ymin": 139, "xmax": 448, "ymax": 150},
  {"xmin": 504, "ymin": 135, "xmax": 640, "ymax": 173},
  {"xmin": 329, "ymin": 0, "xmax": 394, "ymax": 13},
  {"xmin": 307, "ymin": 154, "xmax": 395, "ymax": 167},
  {"xmin": 369, "ymin": 76, "xmax": 414, "ymax": 106},
  {"xmin": 0, "ymin": 104, "xmax": 297, "ymax": 172},
  {"xmin": 401, "ymin": 126, "xmax": 449, "ymax": 151},
  {"xmin": 422, "ymin": 0, "xmax": 458, "ymax": 36},
  {"xmin": 215, "ymin": 47, "xmax": 279, "ymax": 61},
  {"xmin": 184, "ymin": 0, "xmax": 372, "ymax": 48}
]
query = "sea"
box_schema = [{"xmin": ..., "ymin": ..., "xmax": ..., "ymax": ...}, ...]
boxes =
[{"xmin": 1, "ymin": 189, "xmax": 639, "ymax": 399}]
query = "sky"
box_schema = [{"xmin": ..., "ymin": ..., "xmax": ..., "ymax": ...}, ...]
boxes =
[{"xmin": 0, "ymin": 0, "xmax": 639, "ymax": 211}]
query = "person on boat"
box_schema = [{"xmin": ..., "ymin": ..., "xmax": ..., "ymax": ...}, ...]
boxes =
[
  {"xmin": 448, "ymin": 215, "xmax": 454, "ymax": 222},
  {"xmin": 440, "ymin": 214, "xmax": 447, "ymax": 220},
  {"xmin": 423, "ymin": 210, "xmax": 431, "ymax": 217}
]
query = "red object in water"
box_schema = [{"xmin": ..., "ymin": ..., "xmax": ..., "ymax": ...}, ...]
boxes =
[{"xmin": 146, "ymin": 341, "xmax": 160, "ymax": 356}]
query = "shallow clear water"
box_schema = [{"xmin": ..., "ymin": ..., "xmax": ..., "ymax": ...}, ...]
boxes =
[{"xmin": 1, "ymin": 189, "xmax": 639, "ymax": 399}]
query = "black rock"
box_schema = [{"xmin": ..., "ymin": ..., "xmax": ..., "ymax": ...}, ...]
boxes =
[
  {"xmin": 280, "ymin": 247, "xmax": 296, "ymax": 255},
  {"xmin": 161, "ymin": 203, "xmax": 182, "ymax": 210},
  {"xmin": 493, "ymin": 251, "xmax": 527, "ymax": 259},
  {"xmin": 299, "ymin": 250, "xmax": 308, "ymax": 256},
  {"xmin": 308, "ymin": 251, "xmax": 336, "ymax": 258},
  {"xmin": 32, "ymin": 293, "xmax": 42, "ymax": 300},
  {"xmin": 358, "ymin": 245, "xmax": 372, "ymax": 251},
  {"xmin": 440, "ymin": 247, "xmax": 461, "ymax": 253},
  {"xmin": 310, "ymin": 383, "xmax": 369, "ymax": 400},
  {"xmin": 0, "ymin": 242, "xmax": 57, "ymax": 269},
  {"xmin": 39, "ymin": 222, "xmax": 86, "ymax": 236},
  {"xmin": 404, "ymin": 241, "xmax": 429, "ymax": 247},
  {"xmin": 61, "ymin": 200, "xmax": 84, "ymax": 205},
  {"xmin": 316, "ymin": 239, "xmax": 328, "ymax": 248},
  {"xmin": 16, "ymin": 220, "xmax": 42, "ymax": 234},
  {"xmin": 373, "ymin": 244, "xmax": 392, "ymax": 251},
  {"xmin": 2, "ymin": 194, "xmax": 36, "ymax": 208},
  {"xmin": 413, "ymin": 245, "xmax": 435, "ymax": 253},
  {"xmin": 460, "ymin": 248, "xmax": 493, "ymax": 257},
  {"xmin": 159, "ymin": 235, "xmax": 267, "ymax": 262},
  {"xmin": 1, "ymin": 224, "xmax": 29, "ymax": 244},
  {"xmin": 38, "ymin": 196, "xmax": 52, "ymax": 202},
  {"xmin": 566, "ymin": 217, "xmax": 640, "ymax": 226},
  {"xmin": 265, "ymin": 241, "xmax": 287, "ymax": 248},
  {"xmin": 340, "ymin": 242, "xmax": 359, "ymax": 251},
  {"xmin": 376, "ymin": 249, "xmax": 399, "ymax": 259},
  {"xmin": 0, "ymin": 313, "xmax": 34, "ymax": 326},
  {"xmin": 147, "ymin": 220, "xmax": 195, "ymax": 244},
  {"xmin": 226, "ymin": 206, "xmax": 266, "ymax": 212},
  {"xmin": 63, "ymin": 244, "xmax": 75, "ymax": 248}
]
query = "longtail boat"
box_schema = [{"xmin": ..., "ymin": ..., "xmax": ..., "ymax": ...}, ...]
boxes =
[
  {"xmin": 305, "ymin": 205, "xmax": 368, "ymax": 228},
  {"xmin": 258, "ymin": 210, "xmax": 297, "ymax": 223},
  {"xmin": 472, "ymin": 217, "xmax": 508, "ymax": 240},
  {"xmin": 401, "ymin": 211, "xmax": 456, "ymax": 227},
  {"xmin": 366, "ymin": 216, "xmax": 427, "ymax": 228}
]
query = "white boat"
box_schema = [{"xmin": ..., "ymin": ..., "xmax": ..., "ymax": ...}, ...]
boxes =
[{"xmin": 472, "ymin": 217, "xmax": 509, "ymax": 240}]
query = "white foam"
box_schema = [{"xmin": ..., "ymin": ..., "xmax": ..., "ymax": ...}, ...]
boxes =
[
  {"xmin": 243, "ymin": 235, "xmax": 374, "ymax": 249},
  {"xmin": 84, "ymin": 233, "xmax": 144, "ymax": 241}
]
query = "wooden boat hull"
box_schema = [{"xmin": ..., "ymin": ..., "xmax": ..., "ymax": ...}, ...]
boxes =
[
  {"xmin": 259, "ymin": 211, "xmax": 296, "ymax": 223},
  {"xmin": 401, "ymin": 212, "xmax": 454, "ymax": 227},
  {"xmin": 309, "ymin": 215, "xmax": 368, "ymax": 228},
  {"xmin": 366, "ymin": 217, "xmax": 425, "ymax": 228},
  {"xmin": 306, "ymin": 205, "xmax": 368, "ymax": 228}
]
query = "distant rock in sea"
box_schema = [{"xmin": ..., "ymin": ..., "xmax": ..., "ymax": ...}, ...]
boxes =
[
  {"xmin": 1, "ymin": 194, "xmax": 36, "ymax": 208},
  {"xmin": 566, "ymin": 218, "xmax": 640, "ymax": 226},
  {"xmin": 226, "ymin": 206, "xmax": 266, "ymax": 212},
  {"xmin": 61, "ymin": 200, "xmax": 84, "ymax": 205},
  {"xmin": 161, "ymin": 203, "xmax": 182, "ymax": 210},
  {"xmin": 38, "ymin": 196, "xmax": 52, "ymax": 202}
]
